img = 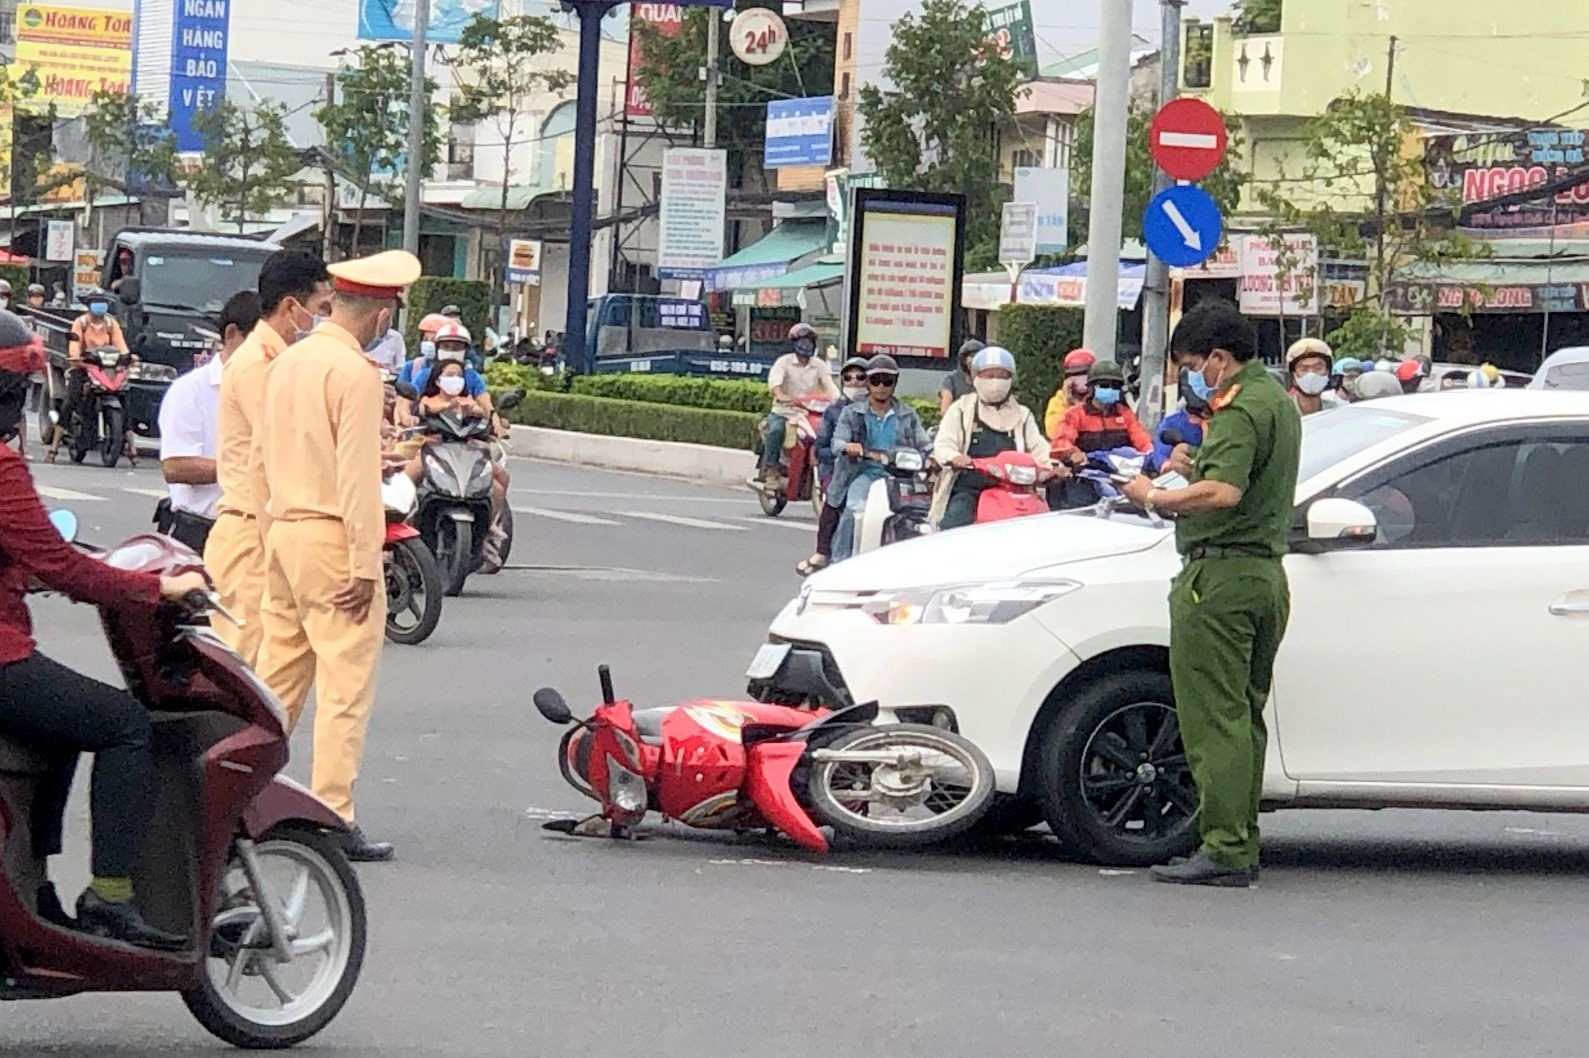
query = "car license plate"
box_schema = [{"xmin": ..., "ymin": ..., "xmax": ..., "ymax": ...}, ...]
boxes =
[{"xmin": 745, "ymin": 642, "xmax": 791, "ymax": 681}]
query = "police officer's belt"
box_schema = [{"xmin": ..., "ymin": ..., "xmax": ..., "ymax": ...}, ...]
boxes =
[{"xmin": 1183, "ymin": 544, "xmax": 1277, "ymax": 561}]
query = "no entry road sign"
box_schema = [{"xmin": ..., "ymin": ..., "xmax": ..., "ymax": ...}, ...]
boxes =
[{"xmin": 1149, "ymin": 97, "xmax": 1229, "ymax": 182}]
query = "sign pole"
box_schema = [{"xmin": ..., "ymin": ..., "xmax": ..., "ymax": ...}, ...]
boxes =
[
  {"xmin": 559, "ymin": 0, "xmax": 618, "ymax": 377},
  {"xmin": 401, "ymin": 0, "xmax": 430, "ymax": 257},
  {"xmin": 704, "ymin": 10, "xmax": 720, "ymax": 148},
  {"xmin": 1081, "ymin": 0, "xmax": 1134, "ymax": 363},
  {"xmin": 1138, "ymin": 0, "xmax": 1183, "ymax": 429}
]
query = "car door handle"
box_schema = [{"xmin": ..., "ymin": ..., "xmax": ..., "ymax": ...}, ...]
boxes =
[{"xmin": 1549, "ymin": 597, "xmax": 1589, "ymax": 616}]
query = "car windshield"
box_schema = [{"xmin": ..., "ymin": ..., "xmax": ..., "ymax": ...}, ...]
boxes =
[
  {"xmin": 1298, "ymin": 404, "xmax": 1430, "ymax": 483},
  {"xmin": 140, "ymin": 252, "xmax": 268, "ymax": 313}
]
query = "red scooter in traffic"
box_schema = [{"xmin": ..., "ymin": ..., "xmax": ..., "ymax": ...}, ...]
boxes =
[
  {"xmin": 60, "ymin": 345, "xmax": 135, "ymax": 467},
  {"xmin": 0, "ymin": 520, "xmax": 366, "ymax": 1049},
  {"xmin": 967, "ymin": 450, "xmax": 1055, "ymax": 522},
  {"xmin": 535, "ymin": 666, "xmax": 994, "ymax": 852},
  {"xmin": 753, "ymin": 395, "xmax": 831, "ymax": 518}
]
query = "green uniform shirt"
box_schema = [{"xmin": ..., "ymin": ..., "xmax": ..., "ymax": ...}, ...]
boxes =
[{"xmin": 1174, "ymin": 360, "xmax": 1302, "ymax": 558}]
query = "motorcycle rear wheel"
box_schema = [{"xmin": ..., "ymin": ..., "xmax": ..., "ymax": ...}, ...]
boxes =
[
  {"xmin": 757, "ymin": 484, "xmax": 788, "ymax": 517},
  {"xmin": 384, "ymin": 537, "xmax": 444, "ymax": 645},
  {"xmin": 182, "ymin": 826, "xmax": 366, "ymax": 1049},
  {"xmin": 100, "ymin": 406, "xmax": 125, "ymax": 467},
  {"xmin": 435, "ymin": 518, "xmax": 473, "ymax": 597},
  {"xmin": 806, "ymin": 725, "xmax": 995, "ymax": 848}
]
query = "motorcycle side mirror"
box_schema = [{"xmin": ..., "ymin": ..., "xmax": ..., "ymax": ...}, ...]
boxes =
[
  {"xmin": 532, "ymin": 687, "xmax": 574, "ymax": 725},
  {"xmin": 393, "ymin": 381, "xmax": 420, "ymax": 401},
  {"xmin": 48, "ymin": 509, "xmax": 77, "ymax": 542},
  {"xmin": 496, "ymin": 388, "xmax": 525, "ymax": 413}
]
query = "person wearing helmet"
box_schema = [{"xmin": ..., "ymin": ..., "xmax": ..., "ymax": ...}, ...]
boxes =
[
  {"xmin": 1286, "ymin": 337, "xmax": 1341, "ymax": 416},
  {"xmin": 1051, "ymin": 358, "xmax": 1153, "ymax": 470},
  {"xmin": 439, "ymin": 304, "xmax": 462, "ymax": 319},
  {"xmin": 798, "ymin": 356, "xmax": 871, "ymax": 576},
  {"xmin": 755, "ymin": 322, "xmax": 839, "ymax": 485},
  {"xmin": 24, "ymin": 283, "xmax": 45, "ymax": 310},
  {"xmin": 1351, "ymin": 367, "xmax": 1402, "ymax": 401},
  {"xmin": 1044, "ymin": 348, "xmax": 1097, "ymax": 436},
  {"xmin": 930, "ymin": 345, "xmax": 1052, "ymax": 530},
  {"xmin": 398, "ymin": 312, "xmax": 454, "ymax": 390},
  {"xmin": 938, "ymin": 338, "xmax": 985, "ymax": 414},
  {"xmin": 49, "ymin": 290, "xmax": 134, "ymax": 464},
  {"xmin": 405, "ymin": 321, "xmax": 491, "ymax": 411},
  {"xmin": 829, "ymin": 354, "xmax": 932, "ymax": 562},
  {"xmin": 0, "ymin": 279, "xmax": 12, "ymax": 311}
]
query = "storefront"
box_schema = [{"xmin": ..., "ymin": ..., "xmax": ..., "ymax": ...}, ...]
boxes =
[{"xmin": 730, "ymin": 259, "xmax": 845, "ymax": 356}]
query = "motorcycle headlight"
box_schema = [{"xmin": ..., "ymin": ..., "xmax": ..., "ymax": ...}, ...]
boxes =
[
  {"xmin": 99, "ymin": 352, "xmax": 121, "ymax": 368},
  {"xmin": 465, "ymin": 458, "xmax": 494, "ymax": 497},
  {"xmin": 421, "ymin": 449, "xmax": 461, "ymax": 493},
  {"xmin": 1007, "ymin": 465, "xmax": 1038, "ymax": 486},
  {"xmin": 862, "ymin": 580, "xmax": 1083, "ymax": 626},
  {"xmin": 893, "ymin": 449, "xmax": 924, "ymax": 472},
  {"xmin": 605, "ymin": 755, "xmax": 648, "ymax": 814}
]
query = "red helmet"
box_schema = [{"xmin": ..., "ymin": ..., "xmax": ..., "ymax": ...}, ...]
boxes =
[
  {"xmin": 1394, "ymin": 360, "xmax": 1422, "ymax": 384},
  {"xmin": 1063, "ymin": 348, "xmax": 1097, "ymax": 375},
  {"xmin": 434, "ymin": 321, "xmax": 472, "ymax": 348}
]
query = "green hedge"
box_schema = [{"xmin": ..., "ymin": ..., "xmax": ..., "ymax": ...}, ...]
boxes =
[
  {"xmin": 405, "ymin": 277, "xmax": 491, "ymax": 355},
  {"xmin": 999, "ymin": 305, "xmax": 1086, "ymax": 411},
  {"xmin": 567, "ymin": 371, "xmax": 941, "ymax": 427},
  {"xmin": 503, "ymin": 391, "xmax": 760, "ymax": 451},
  {"xmin": 0, "ymin": 264, "xmax": 29, "ymax": 295},
  {"xmin": 484, "ymin": 359, "xmax": 564, "ymax": 392}
]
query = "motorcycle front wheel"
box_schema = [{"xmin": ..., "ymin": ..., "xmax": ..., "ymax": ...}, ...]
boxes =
[
  {"xmin": 384, "ymin": 537, "xmax": 444, "ymax": 645},
  {"xmin": 183, "ymin": 826, "xmax": 366, "ymax": 1049},
  {"xmin": 434, "ymin": 517, "xmax": 473, "ymax": 597},
  {"xmin": 100, "ymin": 406, "xmax": 125, "ymax": 467},
  {"xmin": 806, "ymin": 725, "xmax": 995, "ymax": 848},
  {"xmin": 757, "ymin": 483, "xmax": 788, "ymax": 517},
  {"xmin": 68, "ymin": 409, "xmax": 93, "ymax": 464}
]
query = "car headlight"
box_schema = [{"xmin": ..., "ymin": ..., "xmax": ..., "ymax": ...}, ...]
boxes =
[
  {"xmin": 130, "ymin": 361, "xmax": 177, "ymax": 382},
  {"xmin": 862, "ymin": 579, "xmax": 1083, "ymax": 626}
]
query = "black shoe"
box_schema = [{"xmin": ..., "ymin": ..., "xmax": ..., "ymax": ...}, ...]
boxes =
[
  {"xmin": 75, "ymin": 890, "xmax": 187, "ymax": 951},
  {"xmin": 1168, "ymin": 854, "xmax": 1261, "ymax": 881},
  {"xmin": 341, "ymin": 825, "xmax": 395, "ymax": 863},
  {"xmin": 1150, "ymin": 852, "xmax": 1256, "ymax": 888},
  {"xmin": 36, "ymin": 883, "xmax": 73, "ymax": 928}
]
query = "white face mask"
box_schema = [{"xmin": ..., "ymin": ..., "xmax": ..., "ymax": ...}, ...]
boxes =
[
  {"xmin": 974, "ymin": 377, "xmax": 1013, "ymax": 404},
  {"xmin": 1295, "ymin": 373, "xmax": 1330, "ymax": 396},
  {"xmin": 438, "ymin": 375, "xmax": 466, "ymax": 396},
  {"xmin": 843, "ymin": 385, "xmax": 867, "ymax": 402}
]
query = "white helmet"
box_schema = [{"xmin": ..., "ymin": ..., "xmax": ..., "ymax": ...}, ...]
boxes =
[{"xmin": 971, "ymin": 346, "xmax": 1016, "ymax": 375}]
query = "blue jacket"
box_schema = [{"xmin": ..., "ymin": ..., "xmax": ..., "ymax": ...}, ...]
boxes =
[
  {"xmin": 1153, "ymin": 408, "xmax": 1206, "ymax": 468},
  {"xmin": 828, "ymin": 399, "xmax": 933, "ymax": 503},
  {"xmin": 814, "ymin": 398, "xmax": 852, "ymax": 475}
]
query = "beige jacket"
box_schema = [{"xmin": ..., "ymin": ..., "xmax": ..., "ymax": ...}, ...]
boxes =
[{"xmin": 928, "ymin": 394, "xmax": 1051, "ymax": 525}]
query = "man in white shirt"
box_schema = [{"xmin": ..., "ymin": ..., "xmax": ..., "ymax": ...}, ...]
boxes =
[
  {"xmin": 755, "ymin": 322, "xmax": 838, "ymax": 485},
  {"xmin": 158, "ymin": 290, "xmax": 260, "ymax": 552},
  {"xmin": 366, "ymin": 327, "xmax": 406, "ymax": 376}
]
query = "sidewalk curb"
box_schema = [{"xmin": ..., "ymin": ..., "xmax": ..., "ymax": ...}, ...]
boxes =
[{"xmin": 509, "ymin": 424, "xmax": 755, "ymax": 487}]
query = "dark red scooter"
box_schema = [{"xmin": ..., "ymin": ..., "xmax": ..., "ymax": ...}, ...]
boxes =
[{"xmin": 1, "ymin": 520, "xmax": 366, "ymax": 1049}]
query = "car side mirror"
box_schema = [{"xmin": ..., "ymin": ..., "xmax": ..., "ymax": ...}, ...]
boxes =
[
  {"xmin": 117, "ymin": 278, "xmax": 140, "ymax": 304},
  {"xmin": 1296, "ymin": 497, "xmax": 1378, "ymax": 553}
]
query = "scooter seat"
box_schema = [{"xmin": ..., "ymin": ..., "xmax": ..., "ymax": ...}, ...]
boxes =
[
  {"xmin": 0, "ymin": 734, "xmax": 51, "ymax": 776},
  {"xmin": 630, "ymin": 707, "xmax": 673, "ymax": 746}
]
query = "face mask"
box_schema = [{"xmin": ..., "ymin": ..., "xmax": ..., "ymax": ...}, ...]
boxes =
[
  {"xmin": 1186, "ymin": 366, "xmax": 1215, "ymax": 404},
  {"xmin": 793, "ymin": 340, "xmax": 815, "ymax": 359},
  {"xmin": 293, "ymin": 306, "xmax": 320, "ymax": 343},
  {"xmin": 843, "ymin": 385, "xmax": 867, "ymax": 402},
  {"xmin": 0, "ymin": 297, "xmax": 10, "ymax": 310},
  {"xmin": 89, "ymin": 302, "xmax": 108, "ymax": 317},
  {"xmin": 974, "ymin": 377, "xmax": 1012, "ymax": 404},
  {"xmin": 420, "ymin": 340, "xmax": 437, "ymax": 359},
  {"xmin": 1093, "ymin": 386, "xmax": 1121, "ymax": 406},
  {"xmin": 438, "ymin": 375, "xmax": 466, "ymax": 396},
  {"xmin": 1295, "ymin": 373, "xmax": 1330, "ymax": 396}
]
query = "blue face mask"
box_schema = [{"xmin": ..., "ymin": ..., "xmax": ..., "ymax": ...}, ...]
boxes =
[
  {"xmin": 89, "ymin": 301, "xmax": 108, "ymax": 316},
  {"xmin": 1093, "ymin": 386, "xmax": 1121, "ymax": 406},
  {"xmin": 1185, "ymin": 369, "xmax": 1214, "ymax": 404},
  {"xmin": 419, "ymin": 340, "xmax": 437, "ymax": 360}
]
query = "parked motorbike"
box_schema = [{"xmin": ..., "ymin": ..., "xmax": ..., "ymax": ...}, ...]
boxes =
[
  {"xmin": 381, "ymin": 472, "xmax": 443, "ymax": 646},
  {"xmin": 534, "ymin": 666, "xmax": 995, "ymax": 852},
  {"xmin": 60, "ymin": 345, "xmax": 133, "ymax": 467},
  {"xmin": 854, "ymin": 448, "xmax": 936, "ymax": 555},
  {"xmin": 2, "ymin": 516, "xmax": 366, "ymax": 1048},
  {"xmin": 751, "ymin": 395, "xmax": 831, "ymax": 518}
]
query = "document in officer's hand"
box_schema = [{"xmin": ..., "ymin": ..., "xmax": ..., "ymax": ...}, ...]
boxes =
[{"xmin": 1152, "ymin": 471, "xmax": 1190, "ymax": 491}]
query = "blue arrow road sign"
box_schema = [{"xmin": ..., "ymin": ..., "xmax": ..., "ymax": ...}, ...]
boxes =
[{"xmin": 1143, "ymin": 185, "xmax": 1222, "ymax": 268}]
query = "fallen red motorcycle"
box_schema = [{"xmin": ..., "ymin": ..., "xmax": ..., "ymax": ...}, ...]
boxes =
[
  {"xmin": 0, "ymin": 518, "xmax": 366, "ymax": 1049},
  {"xmin": 534, "ymin": 667, "xmax": 995, "ymax": 851},
  {"xmin": 752, "ymin": 395, "xmax": 832, "ymax": 518}
]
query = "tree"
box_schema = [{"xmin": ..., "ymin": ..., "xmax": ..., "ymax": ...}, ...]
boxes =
[
  {"xmin": 451, "ymin": 12, "xmax": 573, "ymax": 316},
  {"xmin": 1255, "ymin": 90, "xmax": 1486, "ymax": 358},
  {"xmin": 1069, "ymin": 102, "xmax": 1247, "ymax": 250},
  {"xmin": 317, "ymin": 44, "xmax": 444, "ymax": 256},
  {"xmin": 857, "ymin": 0, "xmax": 1024, "ymax": 259},
  {"xmin": 81, "ymin": 88, "xmax": 179, "ymax": 236},
  {"xmin": 186, "ymin": 100, "xmax": 305, "ymax": 232},
  {"xmin": 633, "ymin": 0, "xmax": 836, "ymax": 191},
  {"xmin": 1230, "ymin": 0, "xmax": 1283, "ymax": 35}
]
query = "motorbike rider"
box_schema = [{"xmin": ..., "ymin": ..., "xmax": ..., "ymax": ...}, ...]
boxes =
[
  {"xmin": 47, "ymin": 293, "xmax": 134, "ymax": 465},
  {"xmin": 1043, "ymin": 347, "xmax": 1098, "ymax": 437},
  {"xmin": 1051, "ymin": 358, "xmax": 1153, "ymax": 467},
  {"xmin": 797, "ymin": 356, "xmax": 869, "ymax": 577},
  {"xmin": 1333, "ymin": 357, "xmax": 1365, "ymax": 401},
  {"xmin": 1154, "ymin": 369, "xmax": 1214, "ymax": 468},
  {"xmin": 397, "ymin": 313, "xmax": 453, "ymax": 389},
  {"xmin": 24, "ymin": 284, "xmax": 45, "ymax": 311},
  {"xmin": 410, "ymin": 342, "xmax": 512, "ymax": 570},
  {"xmin": 0, "ymin": 313, "xmax": 207, "ymax": 947},
  {"xmin": 1286, "ymin": 338, "xmax": 1342, "ymax": 416},
  {"xmin": 938, "ymin": 338, "xmax": 985, "ymax": 414},
  {"xmin": 754, "ymin": 323, "xmax": 839, "ymax": 488},
  {"xmin": 931, "ymin": 346, "xmax": 1053, "ymax": 530},
  {"xmin": 829, "ymin": 354, "xmax": 932, "ymax": 562}
]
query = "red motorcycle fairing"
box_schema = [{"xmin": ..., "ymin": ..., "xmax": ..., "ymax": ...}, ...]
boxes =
[
  {"xmin": 384, "ymin": 521, "xmax": 421, "ymax": 544},
  {"xmin": 84, "ymin": 365, "xmax": 130, "ymax": 393},
  {"xmin": 745, "ymin": 741, "xmax": 828, "ymax": 853},
  {"xmin": 971, "ymin": 451, "xmax": 1052, "ymax": 524}
]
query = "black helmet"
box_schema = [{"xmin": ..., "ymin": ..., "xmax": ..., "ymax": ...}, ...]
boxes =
[
  {"xmin": 439, "ymin": 304, "xmax": 462, "ymax": 318},
  {"xmin": 1087, "ymin": 359, "xmax": 1126, "ymax": 386}
]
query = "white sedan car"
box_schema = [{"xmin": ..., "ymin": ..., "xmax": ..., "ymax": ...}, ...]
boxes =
[{"xmin": 747, "ymin": 390, "xmax": 1589, "ymax": 865}]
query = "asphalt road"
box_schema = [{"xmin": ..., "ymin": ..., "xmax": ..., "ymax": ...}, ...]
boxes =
[{"xmin": 8, "ymin": 451, "xmax": 1589, "ymax": 1057}]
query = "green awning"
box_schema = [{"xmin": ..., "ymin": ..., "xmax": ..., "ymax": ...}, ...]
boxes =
[
  {"xmin": 731, "ymin": 259, "xmax": 844, "ymax": 308},
  {"xmin": 459, "ymin": 185, "xmax": 562, "ymax": 211},
  {"xmin": 708, "ymin": 220, "xmax": 829, "ymax": 291}
]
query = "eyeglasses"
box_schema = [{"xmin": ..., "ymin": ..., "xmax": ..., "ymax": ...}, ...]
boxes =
[
  {"xmin": 867, "ymin": 375, "xmax": 897, "ymax": 387},
  {"xmin": 842, "ymin": 373, "xmax": 866, "ymax": 384}
]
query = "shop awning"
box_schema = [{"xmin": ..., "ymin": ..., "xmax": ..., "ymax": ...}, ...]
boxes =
[
  {"xmin": 730, "ymin": 258, "xmax": 844, "ymax": 308},
  {"xmin": 459, "ymin": 185, "xmax": 564, "ymax": 211},
  {"xmin": 707, "ymin": 220, "xmax": 828, "ymax": 292},
  {"xmin": 1390, "ymin": 256, "xmax": 1589, "ymax": 314}
]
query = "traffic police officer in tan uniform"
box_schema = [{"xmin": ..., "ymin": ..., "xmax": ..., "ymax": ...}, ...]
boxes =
[
  {"xmin": 254, "ymin": 249, "xmax": 419, "ymax": 862},
  {"xmin": 1122, "ymin": 300, "xmax": 1301, "ymax": 888}
]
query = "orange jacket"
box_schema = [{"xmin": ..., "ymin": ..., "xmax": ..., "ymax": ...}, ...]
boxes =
[{"xmin": 1051, "ymin": 401, "xmax": 1153, "ymax": 460}]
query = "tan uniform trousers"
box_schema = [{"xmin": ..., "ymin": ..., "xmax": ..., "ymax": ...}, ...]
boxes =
[
  {"xmin": 204, "ymin": 512, "xmax": 267, "ymax": 669},
  {"xmin": 255, "ymin": 518, "xmax": 386, "ymax": 823}
]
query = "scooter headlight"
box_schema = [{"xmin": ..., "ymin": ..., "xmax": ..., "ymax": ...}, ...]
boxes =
[
  {"xmin": 465, "ymin": 458, "xmax": 495, "ymax": 498},
  {"xmin": 606, "ymin": 755, "xmax": 648, "ymax": 814},
  {"xmin": 1006, "ymin": 465, "xmax": 1038, "ymax": 486},
  {"xmin": 893, "ymin": 449, "xmax": 924, "ymax": 472},
  {"xmin": 863, "ymin": 579, "xmax": 1083, "ymax": 626}
]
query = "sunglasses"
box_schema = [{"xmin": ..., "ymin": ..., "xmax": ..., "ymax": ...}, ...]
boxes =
[
  {"xmin": 842, "ymin": 373, "xmax": 866, "ymax": 384},
  {"xmin": 867, "ymin": 374, "xmax": 898, "ymax": 387}
]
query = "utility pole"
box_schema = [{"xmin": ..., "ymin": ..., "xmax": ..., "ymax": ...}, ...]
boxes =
[
  {"xmin": 1082, "ymin": 0, "xmax": 1135, "ymax": 362},
  {"xmin": 401, "ymin": 0, "xmax": 430, "ymax": 258},
  {"xmin": 560, "ymin": 0, "xmax": 619, "ymax": 377},
  {"xmin": 1374, "ymin": 34, "xmax": 1396, "ymax": 351},
  {"xmin": 1137, "ymin": 0, "xmax": 1182, "ymax": 429},
  {"xmin": 703, "ymin": 8, "xmax": 721, "ymax": 148},
  {"xmin": 322, "ymin": 71, "xmax": 336, "ymax": 261}
]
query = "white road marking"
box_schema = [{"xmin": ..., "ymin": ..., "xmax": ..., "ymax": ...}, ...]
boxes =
[
  {"xmin": 1158, "ymin": 131, "xmax": 1219, "ymax": 150},
  {"xmin": 626, "ymin": 511, "xmax": 748, "ymax": 532},
  {"xmin": 742, "ymin": 516, "xmax": 818, "ymax": 531},
  {"xmin": 707, "ymin": 857, "xmax": 874, "ymax": 875},
  {"xmin": 512, "ymin": 505, "xmax": 621, "ymax": 526},
  {"xmin": 122, "ymin": 487, "xmax": 169, "ymax": 499},
  {"xmin": 36, "ymin": 486, "xmax": 104, "ymax": 502},
  {"xmin": 511, "ymin": 487, "xmax": 750, "ymax": 506}
]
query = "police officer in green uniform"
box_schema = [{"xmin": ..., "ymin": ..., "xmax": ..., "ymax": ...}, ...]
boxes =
[{"xmin": 1121, "ymin": 301, "xmax": 1301, "ymax": 888}]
